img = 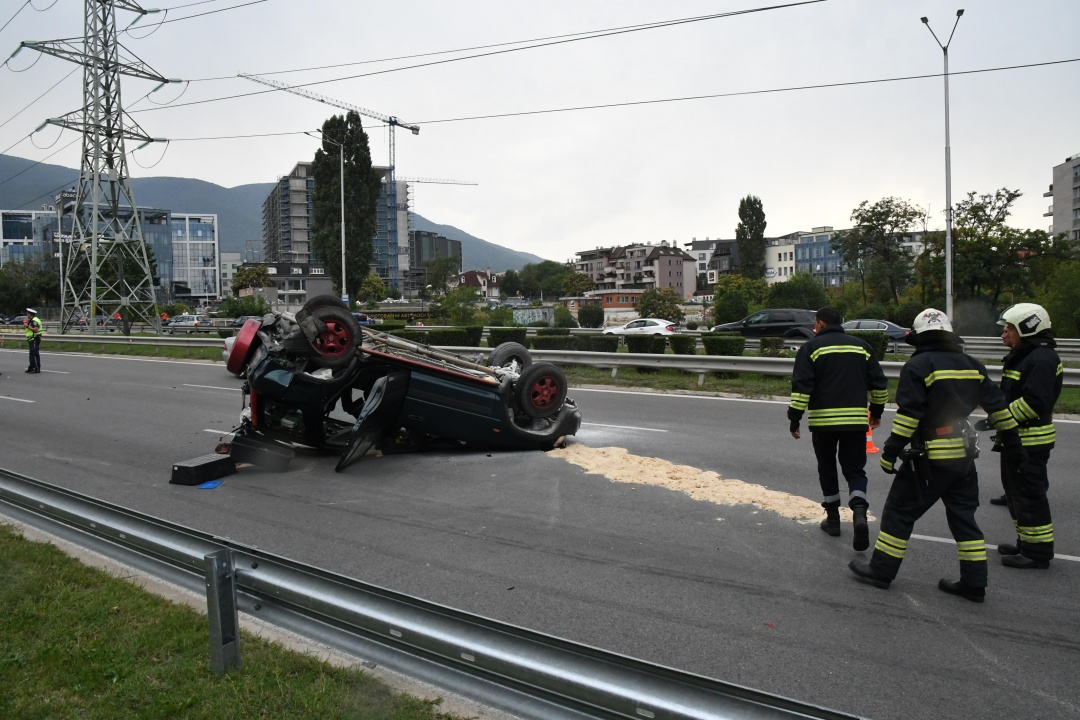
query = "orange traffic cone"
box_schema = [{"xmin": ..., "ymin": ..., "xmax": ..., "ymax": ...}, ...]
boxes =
[{"xmin": 865, "ymin": 412, "xmax": 879, "ymax": 454}]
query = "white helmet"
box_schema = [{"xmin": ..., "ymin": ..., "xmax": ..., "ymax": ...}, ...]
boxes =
[
  {"xmin": 997, "ymin": 303, "xmax": 1050, "ymax": 337},
  {"xmin": 912, "ymin": 307, "xmax": 953, "ymax": 335}
]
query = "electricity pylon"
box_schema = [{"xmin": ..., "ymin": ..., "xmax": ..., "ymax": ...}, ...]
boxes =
[{"xmin": 21, "ymin": 1, "xmax": 172, "ymax": 334}]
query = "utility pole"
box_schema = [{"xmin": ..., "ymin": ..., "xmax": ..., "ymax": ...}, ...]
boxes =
[{"xmin": 20, "ymin": 1, "xmax": 175, "ymax": 334}]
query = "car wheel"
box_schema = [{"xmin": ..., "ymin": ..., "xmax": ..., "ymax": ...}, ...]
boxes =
[
  {"xmin": 227, "ymin": 318, "xmax": 263, "ymax": 375},
  {"xmin": 307, "ymin": 305, "xmax": 360, "ymax": 369},
  {"xmin": 513, "ymin": 362, "xmax": 567, "ymax": 420},
  {"xmin": 299, "ymin": 294, "xmax": 348, "ymax": 317},
  {"xmin": 487, "ymin": 342, "xmax": 532, "ymax": 373}
]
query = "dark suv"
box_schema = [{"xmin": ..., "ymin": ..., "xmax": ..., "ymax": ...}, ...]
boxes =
[{"xmin": 711, "ymin": 308, "xmax": 817, "ymax": 338}]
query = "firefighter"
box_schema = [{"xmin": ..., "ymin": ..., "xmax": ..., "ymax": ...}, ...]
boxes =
[
  {"xmin": 848, "ymin": 308, "xmax": 1022, "ymax": 603},
  {"xmin": 24, "ymin": 308, "xmax": 43, "ymax": 374},
  {"xmin": 788, "ymin": 306, "xmax": 888, "ymax": 551},
  {"xmin": 992, "ymin": 303, "xmax": 1060, "ymax": 569}
]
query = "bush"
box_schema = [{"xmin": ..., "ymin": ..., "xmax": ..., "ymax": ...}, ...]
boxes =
[
  {"xmin": 685, "ymin": 321, "xmax": 699, "ymax": 330},
  {"xmin": 847, "ymin": 330, "xmax": 889, "ymax": 359},
  {"xmin": 426, "ymin": 328, "xmax": 472, "ymax": 346},
  {"xmin": 531, "ymin": 335, "xmax": 578, "ymax": 350},
  {"xmin": 217, "ymin": 329, "xmax": 235, "ymax": 339},
  {"xmin": 891, "ymin": 301, "xmax": 922, "ymax": 329},
  {"xmin": 759, "ymin": 337, "xmax": 786, "ymax": 357},
  {"xmin": 669, "ymin": 335, "xmax": 697, "ymax": 355},
  {"xmin": 378, "ymin": 322, "xmax": 407, "ymax": 332},
  {"xmin": 701, "ymin": 333, "xmax": 746, "ymax": 356},
  {"xmin": 488, "ymin": 327, "xmax": 528, "ymax": 347},
  {"xmin": 536, "ymin": 327, "xmax": 571, "ymax": 336},
  {"xmin": 578, "ymin": 304, "xmax": 605, "ymax": 328},
  {"xmin": 459, "ymin": 325, "xmax": 484, "ymax": 347},
  {"xmin": 587, "ymin": 334, "xmax": 620, "ymax": 353},
  {"xmin": 527, "ymin": 320, "xmax": 550, "ymax": 328},
  {"xmin": 554, "ymin": 305, "xmax": 579, "ymax": 328},
  {"xmin": 852, "ymin": 304, "xmax": 890, "ymax": 323},
  {"xmin": 625, "ymin": 335, "xmax": 667, "ymax": 353},
  {"xmin": 391, "ymin": 329, "xmax": 428, "ymax": 344}
]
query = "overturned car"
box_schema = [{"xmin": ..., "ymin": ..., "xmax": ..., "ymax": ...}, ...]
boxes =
[{"xmin": 222, "ymin": 296, "xmax": 581, "ymax": 472}]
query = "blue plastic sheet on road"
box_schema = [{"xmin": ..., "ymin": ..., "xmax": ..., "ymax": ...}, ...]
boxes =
[{"xmin": 197, "ymin": 480, "xmax": 223, "ymax": 490}]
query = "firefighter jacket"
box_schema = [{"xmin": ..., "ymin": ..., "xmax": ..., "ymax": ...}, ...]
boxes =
[
  {"xmin": 24, "ymin": 316, "xmax": 43, "ymax": 340},
  {"xmin": 882, "ymin": 338, "xmax": 1018, "ymax": 467},
  {"xmin": 996, "ymin": 333, "xmax": 1062, "ymax": 451},
  {"xmin": 788, "ymin": 325, "xmax": 888, "ymax": 431}
]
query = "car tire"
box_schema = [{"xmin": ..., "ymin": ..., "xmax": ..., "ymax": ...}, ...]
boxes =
[
  {"xmin": 513, "ymin": 362, "xmax": 567, "ymax": 420},
  {"xmin": 298, "ymin": 294, "xmax": 348, "ymax": 322},
  {"xmin": 307, "ymin": 304, "xmax": 361, "ymax": 369},
  {"xmin": 487, "ymin": 342, "xmax": 532, "ymax": 372}
]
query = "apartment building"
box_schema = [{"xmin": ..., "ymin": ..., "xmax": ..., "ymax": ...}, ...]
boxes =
[
  {"xmin": 1043, "ymin": 152, "xmax": 1080, "ymax": 242},
  {"xmin": 573, "ymin": 241, "xmax": 694, "ymax": 296}
]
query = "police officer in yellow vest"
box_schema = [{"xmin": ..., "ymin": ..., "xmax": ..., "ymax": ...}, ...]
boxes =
[{"xmin": 24, "ymin": 308, "xmax": 43, "ymax": 374}]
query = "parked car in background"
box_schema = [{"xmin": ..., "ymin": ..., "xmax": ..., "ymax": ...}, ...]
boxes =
[
  {"xmin": 7, "ymin": 314, "xmax": 28, "ymax": 326},
  {"xmin": 842, "ymin": 319, "xmax": 910, "ymax": 342},
  {"xmin": 603, "ymin": 318, "xmax": 678, "ymax": 336},
  {"xmin": 352, "ymin": 312, "xmax": 377, "ymax": 325},
  {"xmin": 165, "ymin": 314, "xmax": 210, "ymax": 334},
  {"xmin": 711, "ymin": 309, "xmax": 817, "ymax": 338},
  {"xmin": 230, "ymin": 315, "xmax": 263, "ymax": 328}
]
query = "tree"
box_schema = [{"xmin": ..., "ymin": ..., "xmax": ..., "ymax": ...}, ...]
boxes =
[
  {"xmin": 500, "ymin": 269, "xmax": 522, "ymax": 298},
  {"xmin": 766, "ymin": 273, "xmax": 828, "ymax": 309},
  {"xmin": 310, "ymin": 111, "xmax": 384, "ymax": 297},
  {"xmin": 636, "ymin": 288, "xmax": 684, "ymax": 323},
  {"xmin": 231, "ymin": 265, "xmax": 272, "ymax": 296},
  {"xmin": 1035, "ymin": 260, "xmax": 1080, "ymax": 338},
  {"xmin": 713, "ymin": 291, "xmax": 748, "ymax": 324},
  {"xmin": 554, "ymin": 305, "xmax": 579, "ymax": 328},
  {"xmin": 831, "ymin": 197, "xmax": 925, "ymax": 304},
  {"xmin": 439, "ymin": 284, "xmax": 479, "ymax": 325},
  {"xmin": 357, "ymin": 274, "xmax": 386, "ymax": 302},
  {"xmin": 563, "ymin": 272, "xmax": 596, "ymax": 297},
  {"xmin": 425, "ymin": 256, "xmax": 461, "ymax": 296},
  {"xmin": 577, "ymin": 304, "xmax": 605, "ymax": 328},
  {"xmin": 735, "ymin": 195, "xmax": 767, "ymax": 279},
  {"xmin": 217, "ymin": 295, "xmax": 270, "ymax": 318},
  {"xmin": 520, "ymin": 260, "xmax": 574, "ymax": 299},
  {"xmin": 712, "ymin": 274, "xmax": 768, "ymax": 307},
  {"xmin": 0, "ymin": 257, "xmax": 58, "ymax": 313}
]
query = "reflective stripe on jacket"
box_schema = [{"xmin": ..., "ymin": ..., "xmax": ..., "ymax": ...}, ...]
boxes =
[
  {"xmin": 998, "ymin": 335, "xmax": 1062, "ymax": 450},
  {"xmin": 788, "ymin": 325, "xmax": 888, "ymax": 431}
]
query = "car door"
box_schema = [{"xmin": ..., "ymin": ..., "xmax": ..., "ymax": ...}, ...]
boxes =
[
  {"xmin": 764, "ymin": 310, "xmax": 794, "ymax": 336},
  {"xmin": 625, "ymin": 320, "xmax": 647, "ymax": 335},
  {"xmin": 741, "ymin": 311, "xmax": 770, "ymax": 336}
]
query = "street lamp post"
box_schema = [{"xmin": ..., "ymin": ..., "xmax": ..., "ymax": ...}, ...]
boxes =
[
  {"xmin": 305, "ymin": 131, "xmax": 348, "ymax": 306},
  {"xmin": 921, "ymin": 9, "xmax": 964, "ymax": 322}
]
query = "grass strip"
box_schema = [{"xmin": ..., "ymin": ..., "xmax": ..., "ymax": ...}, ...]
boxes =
[{"xmin": 0, "ymin": 524, "xmax": 465, "ymax": 720}]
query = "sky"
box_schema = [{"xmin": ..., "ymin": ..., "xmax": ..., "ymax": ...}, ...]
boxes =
[{"xmin": 1, "ymin": 0, "xmax": 1077, "ymax": 265}]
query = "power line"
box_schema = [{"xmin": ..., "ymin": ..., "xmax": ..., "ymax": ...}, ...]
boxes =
[
  {"xmin": 0, "ymin": 67, "xmax": 77, "ymax": 129},
  {"xmin": 183, "ymin": 1, "xmax": 827, "ymax": 83},
  {"xmin": 131, "ymin": 0, "xmax": 827, "ymax": 113},
  {"xmin": 0, "ymin": 2, "xmax": 31, "ymax": 37}
]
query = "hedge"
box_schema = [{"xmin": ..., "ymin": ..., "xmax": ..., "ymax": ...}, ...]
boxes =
[
  {"xmin": 625, "ymin": 335, "xmax": 668, "ymax": 354},
  {"xmin": 530, "ymin": 335, "xmax": 578, "ymax": 350},
  {"xmin": 668, "ymin": 335, "xmax": 697, "ymax": 355},
  {"xmin": 536, "ymin": 327, "xmax": 571, "ymax": 336},
  {"xmin": 587, "ymin": 334, "xmax": 620, "ymax": 353},
  {"xmin": 459, "ymin": 325, "xmax": 484, "ymax": 347},
  {"xmin": 847, "ymin": 330, "xmax": 890, "ymax": 359},
  {"xmin": 426, "ymin": 328, "xmax": 472, "ymax": 346},
  {"xmin": 488, "ymin": 327, "xmax": 528, "ymax": 347},
  {"xmin": 379, "ymin": 322, "xmax": 407, "ymax": 333},
  {"xmin": 390, "ymin": 329, "xmax": 429, "ymax": 344},
  {"xmin": 759, "ymin": 337, "xmax": 786, "ymax": 357},
  {"xmin": 701, "ymin": 333, "xmax": 746, "ymax": 356}
]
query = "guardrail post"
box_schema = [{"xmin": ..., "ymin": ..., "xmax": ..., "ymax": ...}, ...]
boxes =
[{"xmin": 204, "ymin": 549, "xmax": 241, "ymax": 674}]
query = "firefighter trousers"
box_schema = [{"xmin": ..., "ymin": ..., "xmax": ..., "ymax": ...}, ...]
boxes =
[
  {"xmin": 811, "ymin": 430, "xmax": 868, "ymax": 508},
  {"xmin": 1001, "ymin": 451, "xmax": 1054, "ymax": 561},
  {"xmin": 869, "ymin": 457, "xmax": 987, "ymax": 588}
]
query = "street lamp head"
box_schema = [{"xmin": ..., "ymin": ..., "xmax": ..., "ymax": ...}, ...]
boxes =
[
  {"xmin": 956, "ymin": 9, "xmax": 964, "ymax": 17},
  {"xmin": 920, "ymin": 16, "xmax": 928, "ymax": 23}
]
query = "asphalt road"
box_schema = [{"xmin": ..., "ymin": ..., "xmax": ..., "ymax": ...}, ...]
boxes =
[{"xmin": 1, "ymin": 347, "xmax": 1077, "ymax": 720}]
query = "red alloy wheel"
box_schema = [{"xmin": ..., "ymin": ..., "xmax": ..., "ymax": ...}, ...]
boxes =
[
  {"xmin": 226, "ymin": 318, "xmax": 262, "ymax": 375},
  {"xmin": 313, "ymin": 319, "xmax": 353, "ymax": 358},
  {"xmin": 528, "ymin": 375, "xmax": 560, "ymax": 411}
]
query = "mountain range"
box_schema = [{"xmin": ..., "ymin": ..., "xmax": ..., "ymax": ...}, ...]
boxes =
[{"xmin": 0, "ymin": 154, "xmax": 546, "ymax": 272}]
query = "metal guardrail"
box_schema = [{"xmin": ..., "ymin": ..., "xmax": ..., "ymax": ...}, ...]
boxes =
[
  {"xmin": 7, "ymin": 332, "xmax": 1080, "ymax": 387},
  {"xmin": 0, "ymin": 467, "xmax": 859, "ymax": 720}
]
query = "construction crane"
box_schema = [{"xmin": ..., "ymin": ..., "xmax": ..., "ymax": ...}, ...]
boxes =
[{"xmin": 239, "ymin": 73, "xmax": 419, "ymax": 288}]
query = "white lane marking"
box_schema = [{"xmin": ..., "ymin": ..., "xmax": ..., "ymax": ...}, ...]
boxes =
[
  {"xmin": 0, "ymin": 396, "xmax": 34, "ymax": 403},
  {"xmin": 910, "ymin": 533, "xmax": 1078, "ymax": 562},
  {"xmin": 582, "ymin": 422, "xmax": 668, "ymax": 433},
  {"xmin": 184, "ymin": 384, "xmax": 242, "ymax": 392},
  {"xmin": 204, "ymin": 429, "xmax": 235, "ymax": 436}
]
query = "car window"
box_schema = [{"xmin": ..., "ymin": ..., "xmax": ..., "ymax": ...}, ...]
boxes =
[
  {"xmin": 627, "ymin": 320, "xmax": 644, "ymax": 329},
  {"xmin": 745, "ymin": 312, "xmax": 768, "ymax": 325},
  {"xmin": 771, "ymin": 311, "xmax": 793, "ymax": 322},
  {"xmin": 643, "ymin": 320, "xmax": 659, "ymax": 327}
]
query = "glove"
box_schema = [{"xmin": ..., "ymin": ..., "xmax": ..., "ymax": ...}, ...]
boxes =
[
  {"xmin": 973, "ymin": 418, "xmax": 992, "ymax": 431},
  {"xmin": 999, "ymin": 432, "xmax": 1027, "ymax": 464},
  {"xmin": 880, "ymin": 454, "xmax": 898, "ymax": 474},
  {"xmin": 789, "ymin": 419, "xmax": 799, "ymax": 434}
]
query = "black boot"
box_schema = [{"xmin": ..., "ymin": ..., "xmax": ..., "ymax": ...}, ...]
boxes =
[
  {"xmin": 820, "ymin": 501, "xmax": 841, "ymax": 537},
  {"xmin": 848, "ymin": 560, "xmax": 890, "ymax": 589},
  {"xmin": 996, "ymin": 542, "xmax": 1020, "ymax": 556},
  {"xmin": 938, "ymin": 578, "xmax": 985, "ymax": 603},
  {"xmin": 851, "ymin": 505, "xmax": 869, "ymax": 551},
  {"xmin": 989, "ymin": 494, "xmax": 1008, "ymax": 506},
  {"xmin": 1002, "ymin": 554, "xmax": 1050, "ymax": 569}
]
